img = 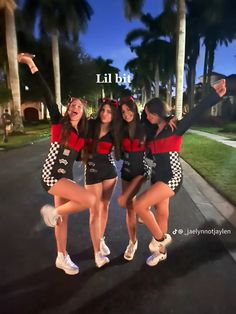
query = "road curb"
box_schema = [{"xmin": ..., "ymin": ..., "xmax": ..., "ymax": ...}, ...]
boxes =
[{"xmin": 181, "ymin": 158, "xmax": 236, "ymax": 262}]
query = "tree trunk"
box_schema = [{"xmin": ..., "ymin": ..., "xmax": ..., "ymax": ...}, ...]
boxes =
[
  {"xmin": 187, "ymin": 63, "xmax": 196, "ymax": 110},
  {"xmin": 5, "ymin": 6, "xmax": 24, "ymax": 133},
  {"xmin": 175, "ymin": 0, "xmax": 186, "ymax": 120},
  {"xmin": 141, "ymin": 86, "xmax": 147, "ymax": 105},
  {"xmin": 166, "ymin": 79, "xmax": 172, "ymax": 108},
  {"xmin": 202, "ymin": 40, "xmax": 209, "ymax": 96},
  {"xmin": 101, "ymin": 87, "xmax": 105, "ymax": 98},
  {"xmin": 154, "ymin": 65, "xmax": 160, "ymax": 97},
  {"xmin": 207, "ymin": 40, "xmax": 216, "ymax": 88},
  {"xmin": 51, "ymin": 30, "xmax": 61, "ymax": 111}
]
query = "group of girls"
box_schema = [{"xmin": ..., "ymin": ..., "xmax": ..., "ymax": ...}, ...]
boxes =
[{"xmin": 18, "ymin": 53, "xmax": 226, "ymax": 275}]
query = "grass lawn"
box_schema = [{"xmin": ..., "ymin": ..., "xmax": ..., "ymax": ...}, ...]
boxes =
[
  {"xmin": 181, "ymin": 132, "xmax": 236, "ymax": 206},
  {"xmin": 0, "ymin": 123, "xmax": 50, "ymax": 150},
  {"xmin": 191, "ymin": 125, "xmax": 236, "ymax": 140}
]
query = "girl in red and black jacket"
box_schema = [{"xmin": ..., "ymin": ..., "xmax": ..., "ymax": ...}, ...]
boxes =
[
  {"xmin": 83, "ymin": 98, "xmax": 121, "ymax": 268},
  {"xmin": 133, "ymin": 80, "xmax": 226, "ymax": 267},
  {"xmin": 118, "ymin": 96, "xmax": 150, "ymax": 261},
  {"xmin": 18, "ymin": 53, "xmax": 97, "ymax": 275}
]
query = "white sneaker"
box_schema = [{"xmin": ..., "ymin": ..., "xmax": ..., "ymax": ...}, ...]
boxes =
[
  {"xmin": 56, "ymin": 252, "xmax": 79, "ymax": 275},
  {"xmin": 124, "ymin": 240, "xmax": 138, "ymax": 261},
  {"xmin": 146, "ymin": 250, "xmax": 167, "ymax": 267},
  {"xmin": 138, "ymin": 217, "xmax": 144, "ymax": 224},
  {"xmin": 100, "ymin": 237, "xmax": 110, "ymax": 256},
  {"xmin": 40, "ymin": 204, "xmax": 62, "ymax": 227},
  {"xmin": 149, "ymin": 234, "xmax": 172, "ymax": 253},
  {"xmin": 95, "ymin": 251, "xmax": 110, "ymax": 268}
]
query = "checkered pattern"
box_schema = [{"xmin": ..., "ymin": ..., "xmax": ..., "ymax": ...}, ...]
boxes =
[
  {"xmin": 168, "ymin": 152, "xmax": 182, "ymax": 191},
  {"xmin": 108, "ymin": 153, "xmax": 116, "ymax": 166},
  {"xmin": 42, "ymin": 142, "xmax": 60, "ymax": 188},
  {"xmin": 143, "ymin": 153, "xmax": 151, "ymax": 179}
]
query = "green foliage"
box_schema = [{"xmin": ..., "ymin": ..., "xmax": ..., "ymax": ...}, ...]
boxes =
[
  {"xmin": 0, "ymin": 122, "xmax": 50, "ymax": 150},
  {"xmin": 0, "ymin": 85, "xmax": 11, "ymax": 103},
  {"xmin": 222, "ymin": 123, "xmax": 236, "ymax": 133}
]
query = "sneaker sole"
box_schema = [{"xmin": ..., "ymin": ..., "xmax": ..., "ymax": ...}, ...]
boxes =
[
  {"xmin": 146, "ymin": 254, "xmax": 167, "ymax": 267},
  {"xmin": 149, "ymin": 236, "xmax": 172, "ymax": 253},
  {"xmin": 56, "ymin": 264, "xmax": 79, "ymax": 275},
  {"xmin": 96, "ymin": 259, "xmax": 110, "ymax": 268},
  {"xmin": 124, "ymin": 254, "xmax": 134, "ymax": 261}
]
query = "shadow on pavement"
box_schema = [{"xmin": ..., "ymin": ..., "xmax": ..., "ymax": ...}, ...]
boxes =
[{"xmin": 1, "ymin": 221, "xmax": 235, "ymax": 314}]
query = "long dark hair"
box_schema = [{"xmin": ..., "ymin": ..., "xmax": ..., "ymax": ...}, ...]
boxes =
[
  {"xmin": 120, "ymin": 96, "xmax": 146, "ymax": 144},
  {"xmin": 90, "ymin": 98, "xmax": 121, "ymax": 160},
  {"xmin": 145, "ymin": 97, "xmax": 170, "ymax": 119},
  {"xmin": 59, "ymin": 98, "xmax": 88, "ymax": 145},
  {"xmin": 142, "ymin": 97, "xmax": 170, "ymax": 139}
]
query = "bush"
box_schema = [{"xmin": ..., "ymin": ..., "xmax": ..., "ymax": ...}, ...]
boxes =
[
  {"xmin": 221, "ymin": 122, "xmax": 236, "ymax": 133},
  {"xmin": 193, "ymin": 116, "xmax": 224, "ymax": 127}
]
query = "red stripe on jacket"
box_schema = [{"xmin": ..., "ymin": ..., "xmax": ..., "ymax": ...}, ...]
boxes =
[
  {"xmin": 148, "ymin": 134, "xmax": 182, "ymax": 154},
  {"xmin": 122, "ymin": 138, "xmax": 145, "ymax": 152},
  {"xmin": 51, "ymin": 124, "xmax": 85, "ymax": 152}
]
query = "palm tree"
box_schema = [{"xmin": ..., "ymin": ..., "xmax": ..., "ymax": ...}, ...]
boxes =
[
  {"xmin": 123, "ymin": 0, "xmax": 186, "ymax": 118},
  {"xmin": 22, "ymin": 0, "xmax": 93, "ymax": 110},
  {"xmin": 125, "ymin": 13, "xmax": 175, "ymax": 102},
  {"xmin": 94, "ymin": 57, "xmax": 120, "ymax": 99},
  {"xmin": 125, "ymin": 51, "xmax": 153, "ymax": 103},
  {"xmin": 199, "ymin": 0, "xmax": 236, "ymax": 95},
  {"xmin": 163, "ymin": 0, "xmax": 186, "ymax": 119},
  {"xmin": 0, "ymin": 0, "xmax": 24, "ymax": 132},
  {"xmin": 175, "ymin": 0, "xmax": 186, "ymax": 119}
]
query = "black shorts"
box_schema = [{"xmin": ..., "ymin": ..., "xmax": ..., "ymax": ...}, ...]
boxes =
[
  {"xmin": 151, "ymin": 152, "xmax": 183, "ymax": 193},
  {"xmin": 41, "ymin": 143, "xmax": 75, "ymax": 192},
  {"xmin": 85, "ymin": 154, "xmax": 117, "ymax": 185},
  {"xmin": 121, "ymin": 151, "xmax": 151, "ymax": 182}
]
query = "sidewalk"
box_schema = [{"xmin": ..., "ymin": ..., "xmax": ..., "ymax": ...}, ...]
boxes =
[
  {"xmin": 181, "ymin": 158, "xmax": 236, "ymax": 262},
  {"xmin": 189, "ymin": 129, "xmax": 236, "ymax": 148}
]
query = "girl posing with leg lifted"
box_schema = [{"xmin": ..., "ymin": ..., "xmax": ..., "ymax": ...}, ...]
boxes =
[
  {"xmin": 134, "ymin": 80, "xmax": 226, "ymax": 266},
  {"xmin": 18, "ymin": 53, "xmax": 97, "ymax": 275}
]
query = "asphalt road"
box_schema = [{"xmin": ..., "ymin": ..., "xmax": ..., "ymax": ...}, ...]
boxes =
[{"xmin": 0, "ymin": 140, "xmax": 236, "ymax": 314}]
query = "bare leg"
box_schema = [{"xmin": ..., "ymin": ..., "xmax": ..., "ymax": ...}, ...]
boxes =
[
  {"xmin": 48, "ymin": 178, "xmax": 96, "ymax": 215},
  {"xmin": 154, "ymin": 198, "xmax": 170, "ymax": 234},
  {"xmin": 100, "ymin": 177, "xmax": 117, "ymax": 238},
  {"xmin": 122, "ymin": 180, "xmax": 137, "ymax": 243},
  {"xmin": 85, "ymin": 183, "xmax": 103, "ymax": 254},
  {"xmin": 54, "ymin": 196, "xmax": 69, "ymax": 255},
  {"xmin": 118, "ymin": 175, "xmax": 145, "ymax": 208},
  {"xmin": 133, "ymin": 181, "xmax": 174, "ymax": 240}
]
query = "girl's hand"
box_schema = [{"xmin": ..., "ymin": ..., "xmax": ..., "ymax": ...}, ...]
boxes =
[
  {"xmin": 212, "ymin": 79, "xmax": 226, "ymax": 97},
  {"xmin": 168, "ymin": 117, "xmax": 177, "ymax": 132},
  {"xmin": 17, "ymin": 53, "xmax": 35, "ymax": 65}
]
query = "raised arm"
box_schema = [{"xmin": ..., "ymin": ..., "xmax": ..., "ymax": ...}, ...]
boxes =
[
  {"xmin": 17, "ymin": 53, "xmax": 61, "ymax": 123},
  {"xmin": 176, "ymin": 79, "xmax": 226, "ymax": 135}
]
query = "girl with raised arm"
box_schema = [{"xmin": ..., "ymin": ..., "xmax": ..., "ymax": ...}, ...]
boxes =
[
  {"xmin": 18, "ymin": 53, "xmax": 97, "ymax": 275},
  {"xmin": 134, "ymin": 80, "xmax": 226, "ymax": 266}
]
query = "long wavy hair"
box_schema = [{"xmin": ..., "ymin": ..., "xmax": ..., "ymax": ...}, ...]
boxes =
[
  {"xmin": 141, "ymin": 97, "xmax": 171, "ymax": 139},
  {"xmin": 120, "ymin": 96, "xmax": 146, "ymax": 144},
  {"xmin": 90, "ymin": 98, "xmax": 121, "ymax": 160},
  {"xmin": 59, "ymin": 98, "xmax": 88, "ymax": 145}
]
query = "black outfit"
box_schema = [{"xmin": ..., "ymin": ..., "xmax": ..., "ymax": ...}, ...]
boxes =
[
  {"xmin": 120, "ymin": 125, "xmax": 150, "ymax": 182},
  {"xmin": 85, "ymin": 120, "xmax": 117, "ymax": 185},
  {"xmin": 34, "ymin": 72, "xmax": 85, "ymax": 192},
  {"xmin": 147, "ymin": 90, "xmax": 221, "ymax": 193}
]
